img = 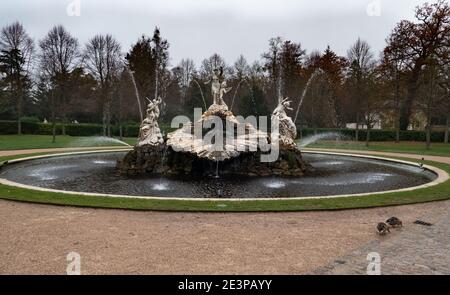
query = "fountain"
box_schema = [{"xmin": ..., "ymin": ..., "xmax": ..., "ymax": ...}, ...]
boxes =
[
  {"xmin": 294, "ymin": 68, "xmax": 324, "ymax": 123},
  {"xmin": 127, "ymin": 68, "xmax": 144, "ymax": 122},
  {"xmin": 0, "ymin": 60, "xmax": 439, "ymax": 202},
  {"xmin": 117, "ymin": 67, "xmax": 310, "ymax": 177}
]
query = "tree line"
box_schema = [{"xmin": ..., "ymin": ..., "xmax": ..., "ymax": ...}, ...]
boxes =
[{"xmin": 0, "ymin": 1, "xmax": 449, "ymax": 147}]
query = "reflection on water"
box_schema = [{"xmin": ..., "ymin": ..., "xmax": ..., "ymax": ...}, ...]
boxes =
[
  {"xmin": 152, "ymin": 182, "xmax": 170, "ymax": 191},
  {"xmin": 264, "ymin": 180, "xmax": 286, "ymax": 189},
  {"xmin": 0, "ymin": 152, "xmax": 436, "ymax": 199}
]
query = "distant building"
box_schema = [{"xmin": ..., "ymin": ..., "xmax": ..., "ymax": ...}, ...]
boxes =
[
  {"xmin": 379, "ymin": 109, "xmax": 427, "ymax": 131},
  {"xmin": 345, "ymin": 114, "xmax": 382, "ymax": 130}
]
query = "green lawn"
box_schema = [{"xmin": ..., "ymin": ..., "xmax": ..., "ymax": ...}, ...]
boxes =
[
  {"xmin": 2, "ymin": 135, "xmax": 450, "ymax": 158},
  {"xmin": 304, "ymin": 140, "xmax": 450, "ymax": 157},
  {"xmin": 0, "ymin": 135, "xmax": 136, "ymax": 150}
]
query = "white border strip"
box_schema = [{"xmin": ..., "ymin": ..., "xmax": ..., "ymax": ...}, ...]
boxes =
[{"xmin": 0, "ymin": 149, "xmax": 448, "ymax": 202}]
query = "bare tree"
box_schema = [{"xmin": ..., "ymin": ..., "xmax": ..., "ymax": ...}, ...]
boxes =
[
  {"xmin": 39, "ymin": 25, "xmax": 79, "ymax": 137},
  {"xmin": 174, "ymin": 58, "xmax": 195, "ymax": 105},
  {"xmin": 347, "ymin": 38, "xmax": 374, "ymax": 141},
  {"xmin": 0, "ymin": 22, "xmax": 34, "ymax": 134},
  {"xmin": 441, "ymin": 61, "xmax": 450, "ymax": 143},
  {"xmin": 151, "ymin": 27, "xmax": 169, "ymax": 101},
  {"xmin": 384, "ymin": 1, "xmax": 450, "ymax": 130},
  {"xmin": 83, "ymin": 34, "xmax": 122, "ymax": 136},
  {"xmin": 0, "ymin": 21, "xmax": 34, "ymax": 73},
  {"xmin": 262, "ymin": 36, "xmax": 283, "ymax": 101},
  {"xmin": 200, "ymin": 53, "xmax": 227, "ymax": 79},
  {"xmin": 417, "ymin": 58, "xmax": 445, "ymax": 150},
  {"xmin": 233, "ymin": 54, "xmax": 250, "ymax": 80}
]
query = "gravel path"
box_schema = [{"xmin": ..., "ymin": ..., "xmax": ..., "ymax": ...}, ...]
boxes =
[
  {"xmin": 1, "ymin": 199, "xmax": 449, "ymax": 274},
  {"xmin": 0, "ymin": 148, "xmax": 449, "ymax": 274},
  {"xmin": 311, "ymin": 200, "xmax": 450, "ymax": 274}
]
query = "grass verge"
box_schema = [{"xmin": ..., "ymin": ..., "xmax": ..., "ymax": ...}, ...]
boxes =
[
  {"xmin": 0, "ymin": 135, "xmax": 135, "ymax": 150},
  {"xmin": 306, "ymin": 141, "xmax": 450, "ymax": 157}
]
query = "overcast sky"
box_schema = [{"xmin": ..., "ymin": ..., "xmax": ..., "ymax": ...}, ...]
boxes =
[{"xmin": 0, "ymin": 0, "xmax": 433, "ymax": 67}]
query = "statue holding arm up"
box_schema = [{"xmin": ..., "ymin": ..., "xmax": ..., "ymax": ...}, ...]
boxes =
[{"xmin": 204, "ymin": 67, "xmax": 232, "ymax": 106}]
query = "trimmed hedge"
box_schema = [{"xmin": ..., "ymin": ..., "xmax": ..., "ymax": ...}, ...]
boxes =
[
  {"xmin": 299, "ymin": 128, "xmax": 446, "ymax": 142},
  {"xmin": 0, "ymin": 120, "xmax": 446, "ymax": 142},
  {"xmin": 0, "ymin": 120, "xmax": 175, "ymax": 138},
  {"xmin": 0, "ymin": 121, "xmax": 40, "ymax": 134}
]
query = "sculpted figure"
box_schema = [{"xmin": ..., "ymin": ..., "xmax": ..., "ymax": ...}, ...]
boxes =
[
  {"xmin": 138, "ymin": 96, "xmax": 164, "ymax": 146},
  {"xmin": 145, "ymin": 96, "xmax": 162, "ymax": 122},
  {"xmin": 272, "ymin": 97, "xmax": 297, "ymax": 148},
  {"xmin": 204, "ymin": 67, "xmax": 232, "ymax": 106}
]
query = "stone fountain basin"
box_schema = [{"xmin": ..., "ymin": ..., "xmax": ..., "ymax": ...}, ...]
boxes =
[{"xmin": 0, "ymin": 150, "xmax": 439, "ymax": 199}]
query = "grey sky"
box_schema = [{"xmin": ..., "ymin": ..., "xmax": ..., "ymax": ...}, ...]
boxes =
[{"xmin": 0, "ymin": 0, "xmax": 431, "ymax": 67}]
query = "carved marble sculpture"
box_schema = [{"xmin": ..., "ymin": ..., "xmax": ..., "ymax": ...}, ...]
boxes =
[
  {"xmin": 204, "ymin": 67, "xmax": 232, "ymax": 107},
  {"xmin": 272, "ymin": 97, "xmax": 297, "ymax": 149},
  {"xmin": 137, "ymin": 96, "xmax": 164, "ymax": 147},
  {"xmin": 118, "ymin": 68, "xmax": 310, "ymax": 177},
  {"xmin": 167, "ymin": 68, "xmax": 268, "ymax": 161}
]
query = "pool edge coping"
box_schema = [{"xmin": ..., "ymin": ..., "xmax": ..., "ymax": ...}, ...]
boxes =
[{"xmin": 0, "ymin": 148, "xmax": 448, "ymax": 202}]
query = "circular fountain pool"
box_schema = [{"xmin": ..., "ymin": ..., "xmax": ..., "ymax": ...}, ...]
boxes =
[{"xmin": 0, "ymin": 151, "xmax": 438, "ymax": 199}]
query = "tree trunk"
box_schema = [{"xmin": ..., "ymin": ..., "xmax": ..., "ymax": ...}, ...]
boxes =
[
  {"xmin": 399, "ymin": 63, "xmax": 422, "ymax": 130},
  {"xmin": 395, "ymin": 116, "xmax": 400, "ymax": 143},
  {"xmin": 395, "ymin": 69, "xmax": 400, "ymax": 143},
  {"xmin": 445, "ymin": 115, "xmax": 449, "ymax": 144},
  {"xmin": 17, "ymin": 120, "xmax": 22, "ymax": 135},
  {"xmin": 355, "ymin": 113, "xmax": 360, "ymax": 141},
  {"xmin": 425, "ymin": 106, "xmax": 432, "ymax": 150},
  {"xmin": 14, "ymin": 78, "xmax": 24, "ymax": 135},
  {"xmin": 107, "ymin": 108, "xmax": 111, "ymax": 137},
  {"xmin": 426, "ymin": 124, "xmax": 431, "ymax": 150},
  {"xmin": 17, "ymin": 93, "xmax": 22, "ymax": 135},
  {"xmin": 102, "ymin": 106, "xmax": 107, "ymax": 137},
  {"xmin": 51, "ymin": 90, "xmax": 56, "ymax": 143},
  {"xmin": 61, "ymin": 93, "xmax": 66, "ymax": 136},
  {"xmin": 365, "ymin": 126, "xmax": 370, "ymax": 147}
]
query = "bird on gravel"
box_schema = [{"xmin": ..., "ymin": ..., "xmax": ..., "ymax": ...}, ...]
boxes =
[
  {"xmin": 377, "ymin": 222, "xmax": 390, "ymax": 235},
  {"xmin": 386, "ymin": 217, "xmax": 403, "ymax": 228}
]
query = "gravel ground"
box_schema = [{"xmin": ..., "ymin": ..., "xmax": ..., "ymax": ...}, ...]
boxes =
[
  {"xmin": 0, "ymin": 199, "xmax": 448, "ymax": 274},
  {"xmin": 0, "ymin": 148, "xmax": 449, "ymax": 274}
]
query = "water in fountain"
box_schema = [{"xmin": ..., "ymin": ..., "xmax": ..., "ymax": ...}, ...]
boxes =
[
  {"xmin": 4, "ymin": 151, "xmax": 435, "ymax": 198},
  {"xmin": 231, "ymin": 79, "xmax": 258, "ymax": 115},
  {"xmin": 154, "ymin": 140, "xmax": 170, "ymax": 191},
  {"xmin": 230, "ymin": 79, "xmax": 243, "ymax": 111},
  {"xmin": 71, "ymin": 136, "xmax": 132, "ymax": 147},
  {"xmin": 192, "ymin": 79, "xmax": 208, "ymax": 110},
  {"xmin": 298, "ymin": 132, "xmax": 343, "ymax": 148},
  {"xmin": 127, "ymin": 68, "xmax": 143, "ymax": 122},
  {"xmin": 245, "ymin": 80, "xmax": 259, "ymax": 116},
  {"xmin": 214, "ymin": 160, "xmax": 220, "ymax": 178},
  {"xmin": 294, "ymin": 68, "xmax": 324, "ymax": 123}
]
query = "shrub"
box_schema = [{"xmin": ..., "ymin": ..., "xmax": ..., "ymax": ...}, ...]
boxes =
[
  {"xmin": 0, "ymin": 120, "xmax": 40, "ymax": 134},
  {"xmin": 0, "ymin": 120, "xmax": 446, "ymax": 143},
  {"xmin": 20, "ymin": 116, "xmax": 41, "ymax": 123},
  {"xmin": 298, "ymin": 128, "xmax": 446, "ymax": 143},
  {"xmin": 65, "ymin": 124, "xmax": 103, "ymax": 136}
]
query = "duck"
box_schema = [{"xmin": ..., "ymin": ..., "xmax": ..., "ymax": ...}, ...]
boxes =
[
  {"xmin": 377, "ymin": 222, "xmax": 390, "ymax": 235},
  {"xmin": 386, "ymin": 217, "xmax": 403, "ymax": 228}
]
